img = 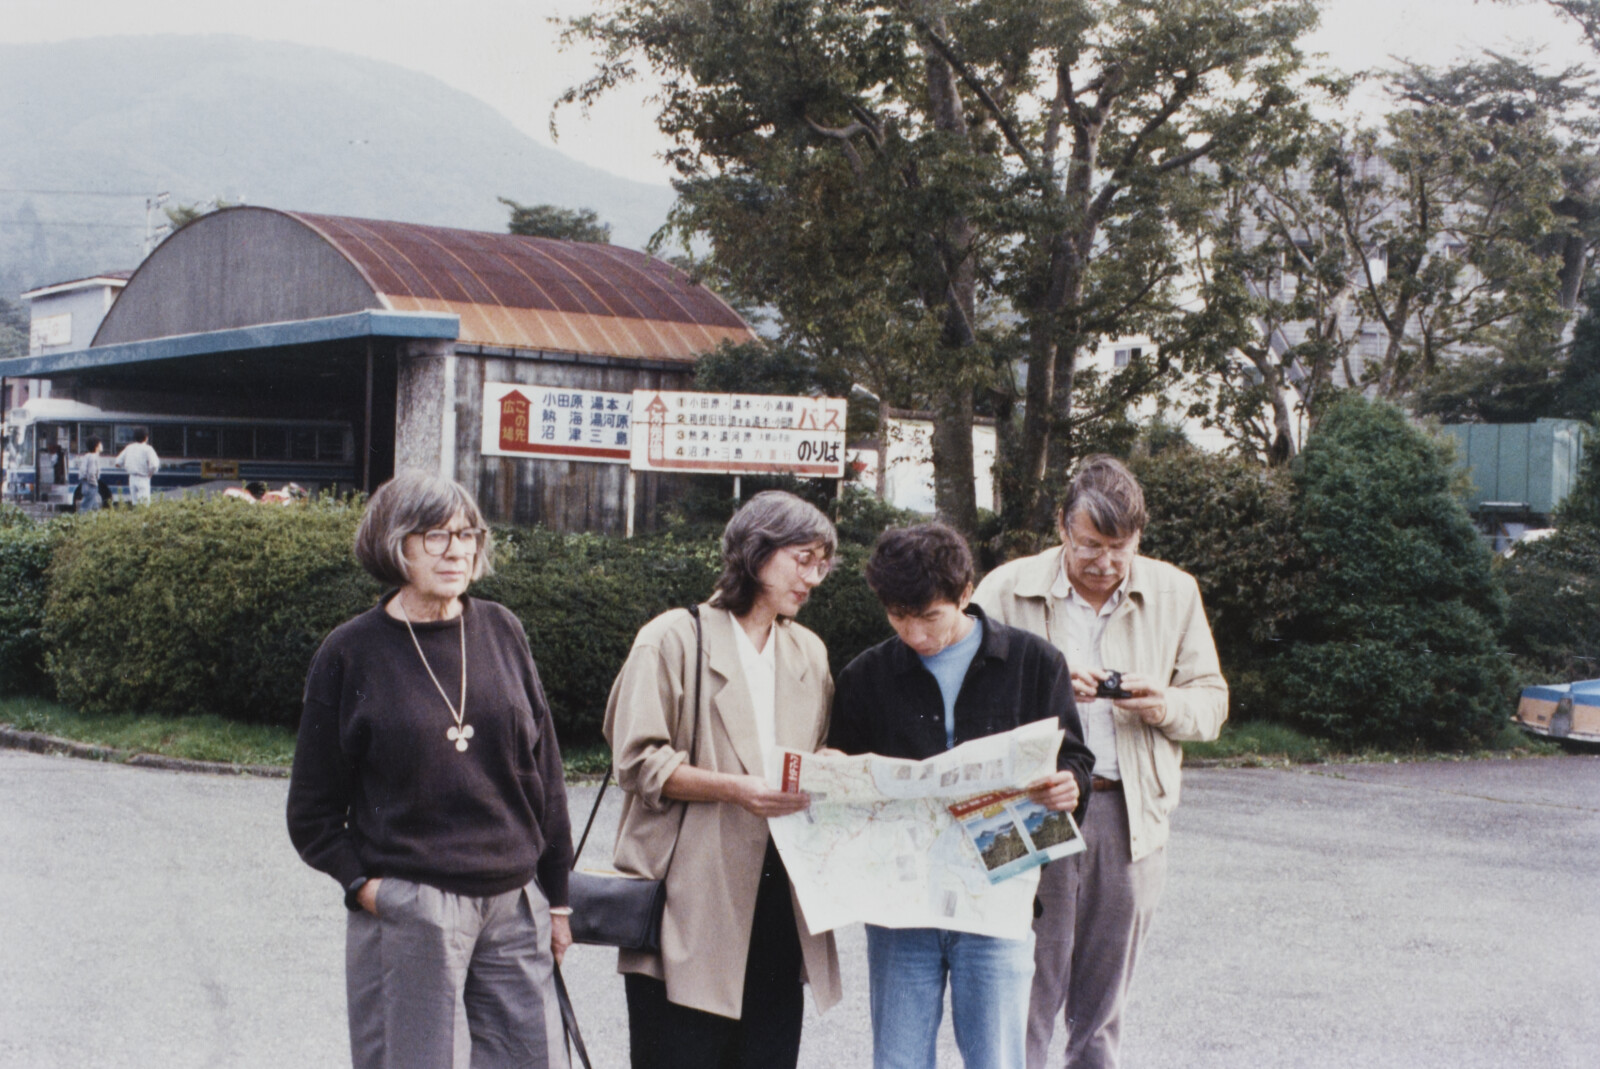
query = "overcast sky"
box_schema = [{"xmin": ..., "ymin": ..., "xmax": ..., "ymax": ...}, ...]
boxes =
[{"xmin": 3, "ymin": 0, "xmax": 1594, "ymax": 187}]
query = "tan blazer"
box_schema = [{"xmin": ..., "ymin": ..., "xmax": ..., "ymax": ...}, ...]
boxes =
[{"xmin": 603, "ymin": 604, "xmax": 842, "ymax": 1019}]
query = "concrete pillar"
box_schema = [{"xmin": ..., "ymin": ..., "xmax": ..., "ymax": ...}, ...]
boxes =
[{"xmin": 394, "ymin": 339, "xmax": 456, "ymax": 478}]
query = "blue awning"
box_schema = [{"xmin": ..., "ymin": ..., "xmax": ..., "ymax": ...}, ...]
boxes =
[{"xmin": 0, "ymin": 310, "xmax": 460, "ymax": 379}]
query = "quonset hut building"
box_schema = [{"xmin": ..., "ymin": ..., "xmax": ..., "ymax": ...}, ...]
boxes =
[{"xmin": 0, "ymin": 206, "xmax": 754, "ymax": 532}]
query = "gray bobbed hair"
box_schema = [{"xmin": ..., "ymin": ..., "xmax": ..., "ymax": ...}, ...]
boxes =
[
  {"xmin": 1058, "ymin": 454, "xmax": 1148, "ymax": 539},
  {"xmin": 354, "ymin": 470, "xmax": 494, "ymax": 587},
  {"xmin": 711, "ymin": 490, "xmax": 838, "ymax": 617}
]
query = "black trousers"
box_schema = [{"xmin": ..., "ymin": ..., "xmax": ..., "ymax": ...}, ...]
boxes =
[{"xmin": 625, "ymin": 840, "xmax": 804, "ymax": 1069}]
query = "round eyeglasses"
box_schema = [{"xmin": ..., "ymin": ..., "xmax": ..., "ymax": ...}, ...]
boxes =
[
  {"xmin": 786, "ymin": 546, "xmax": 833, "ymax": 580},
  {"xmin": 416, "ymin": 527, "xmax": 487, "ymax": 556}
]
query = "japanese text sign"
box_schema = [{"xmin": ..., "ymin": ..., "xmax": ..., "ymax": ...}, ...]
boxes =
[
  {"xmin": 629, "ymin": 391, "xmax": 847, "ymax": 478},
  {"xmin": 480, "ymin": 383, "xmax": 632, "ymax": 464}
]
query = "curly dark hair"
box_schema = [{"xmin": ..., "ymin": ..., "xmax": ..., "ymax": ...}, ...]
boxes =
[{"xmin": 864, "ymin": 523, "xmax": 974, "ymax": 614}]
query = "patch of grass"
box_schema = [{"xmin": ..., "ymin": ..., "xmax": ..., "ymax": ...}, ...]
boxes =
[
  {"xmin": 0, "ymin": 696, "xmax": 616, "ymax": 778},
  {"xmin": 562, "ymin": 742, "xmax": 613, "ymax": 779},
  {"xmin": 1474, "ymin": 721, "xmax": 1563, "ymax": 757},
  {"xmin": 0, "ymin": 696, "xmax": 297, "ymax": 766},
  {"xmin": 1184, "ymin": 718, "xmax": 1565, "ymax": 766},
  {"xmin": 1184, "ymin": 721, "xmax": 1333, "ymax": 765}
]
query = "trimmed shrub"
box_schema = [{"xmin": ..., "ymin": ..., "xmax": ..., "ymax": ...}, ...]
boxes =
[
  {"xmin": 43, "ymin": 498, "xmax": 379, "ymax": 724},
  {"xmin": 479, "ymin": 529, "xmax": 892, "ymax": 742},
  {"xmin": 1499, "ymin": 526, "xmax": 1600, "ymax": 683},
  {"xmin": 475, "ymin": 529, "xmax": 721, "ymax": 744},
  {"xmin": 1131, "ymin": 449, "xmax": 1311, "ymax": 722},
  {"xmin": 1499, "ymin": 433, "xmax": 1600, "ymax": 683},
  {"xmin": 32, "ymin": 497, "xmax": 897, "ymax": 745},
  {"xmin": 1267, "ymin": 396, "xmax": 1512, "ymax": 750},
  {"xmin": 0, "ymin": 510, "xmax": 64, "ymax": 696}
]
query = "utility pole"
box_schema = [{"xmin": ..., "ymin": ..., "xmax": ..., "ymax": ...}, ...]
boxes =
[{"xmin": 142, "ymin": 192, "xmax": 170, "ymax": 258}]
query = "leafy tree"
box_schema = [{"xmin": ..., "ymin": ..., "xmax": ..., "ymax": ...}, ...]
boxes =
[
  {"xmin": 1554, "ymin": 290, "xmax": 1600, "ymax": 421},
  {"xmin": 1180, "ymin": 107, "xmax": 1359, "ymax": 462},
  {"xmin": 1267, "ymin": 395, "xmax": 1512, "ymax": 750},
  {"xmin": 0, "ymin": 296, "xmax": 27, "ymax": 359},
  {"xmin": 1339, "ymin": 57, "xmax": 1569, "ymax": 401},
  {"xmin": 162, "ymin": 197, "xmax": 237, "ymax": 236},
  {"xmin": 499, "ymin": 197, "xmax": 612, "ymax": 243},
  {"xmin": 563, "ymin": 0, "xmax": 1320, "ymax": 535},
  {"xmin": 1498, "ymin": 422, "xmax": 1600, "ymax": 681}
]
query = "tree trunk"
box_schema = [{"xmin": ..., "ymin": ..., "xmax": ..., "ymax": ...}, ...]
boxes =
[
  {"xmin": 1559, "ymin": 230, "xmax": 1589, "ymax": 312},
  {"xmin": 931, "ymin": 385, "xmax": 977, "ymax": 534},
  {"xmin": 921, "ymin": 25, "xmax": 979, "ymax": 537}
]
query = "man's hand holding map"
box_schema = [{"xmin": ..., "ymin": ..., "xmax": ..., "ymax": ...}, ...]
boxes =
[{"xmin": 767, "ymin": 718, "xmax": 1085, "ymax": 940}]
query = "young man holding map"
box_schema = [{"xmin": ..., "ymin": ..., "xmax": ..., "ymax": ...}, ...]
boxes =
[{"xmin": 827, "ymin": 524, "xmax": 1095, "ymax": 1069}]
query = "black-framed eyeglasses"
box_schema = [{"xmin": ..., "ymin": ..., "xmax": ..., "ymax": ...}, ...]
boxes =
[{"xmin": 416, "ymin": 527, "xmax": 487, "ymax": 556}]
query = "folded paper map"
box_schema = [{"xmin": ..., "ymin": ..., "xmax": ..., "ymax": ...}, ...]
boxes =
[{"xmin": 768, "ymin": 718, "xmax": 1067, "ymax": 938}]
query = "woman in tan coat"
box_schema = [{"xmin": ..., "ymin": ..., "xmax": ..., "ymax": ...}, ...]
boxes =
[{"xmin": 604, "ymin": 491, "xmax": 843, "ymax": 1069}]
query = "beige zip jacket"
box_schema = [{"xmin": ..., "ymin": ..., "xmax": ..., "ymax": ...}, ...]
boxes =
[{"xmin": 973, "ymin": 548, "xmax": 1227, "ymax": 861}]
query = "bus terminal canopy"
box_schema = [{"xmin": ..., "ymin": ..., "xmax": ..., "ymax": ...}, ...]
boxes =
[{"xmin": 0, "ymin": 310, "xmax": 460, "ymax": 392}]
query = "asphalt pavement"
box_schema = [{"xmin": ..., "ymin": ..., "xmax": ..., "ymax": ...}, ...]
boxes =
[{"xmin": 1, "ymin": 749, "xmax": 1595, "ymax": 1068}]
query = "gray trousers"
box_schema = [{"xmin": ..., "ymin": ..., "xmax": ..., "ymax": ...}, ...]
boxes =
[
  {"xmin": 1026, "ymin": 789, "xmax": 1166, "ymax": 1069},
  {"xmin": 346, "ymin": 877, "xmax": 569, "ymax": 1069}
]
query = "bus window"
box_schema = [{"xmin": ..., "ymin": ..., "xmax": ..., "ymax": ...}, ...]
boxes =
[
  {"xmin": 81, "ymin": 424, "xmax": 112, "ymax": 452},
  {"xmin": 150, "ymin": 424, "xmax": 183, "ymax": 458},
  {"xmin": 290, "ymin": 428, "xmax": 317, "ymax": 461},
  {"xmin": 220, "ymin": 426, "xmax": 253, "ymax": 459},
  {"xmin": 318, "ymin": 428, "xmax": 346, "ymax": 460},
  {"xmin": 114, "ymin": 424, "xmax": 145, "ymax": 450},
  {"xmin": 187, "ymin": 426, "xmax": 221, "ymax": 458},
  {"xmin": 256, "ymin": 427, "xmax": 287, "ymax": 460}
]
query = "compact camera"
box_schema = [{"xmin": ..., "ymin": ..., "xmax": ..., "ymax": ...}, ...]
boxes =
[{"xmin": 1094, "ymin": 671, "xmax": 1134, "ymax": 700}]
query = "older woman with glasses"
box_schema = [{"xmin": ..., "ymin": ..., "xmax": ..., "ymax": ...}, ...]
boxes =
[
  {"xmin": 288, "ymin": 470, "xmax": 573, "ymax": 1069},
  {"xmin": 604, "ymin": 490, "xmax": 844, "ymax": 1069}
]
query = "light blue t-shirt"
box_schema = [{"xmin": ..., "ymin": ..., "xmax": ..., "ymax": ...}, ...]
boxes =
[{"xmin": 917, "ymin": 615, "xmax": 983, "ymax": 751}]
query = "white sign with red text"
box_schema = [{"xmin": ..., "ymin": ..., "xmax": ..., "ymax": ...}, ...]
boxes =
[
  {"xmin": 481, "ymin": 383, "xmax": 632, "ymax": 464},
  {"xmin": 628, "ymin": 390, "xmax": 847, "ymax": 477}
]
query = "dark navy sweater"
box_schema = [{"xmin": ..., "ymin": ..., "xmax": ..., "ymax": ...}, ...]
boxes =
[{"xmin": 287, "ymin": 594, "xmax": 572, "ymax": 905}]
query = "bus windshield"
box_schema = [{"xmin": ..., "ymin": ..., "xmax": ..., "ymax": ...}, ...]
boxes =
[{"xmin": 3, "ymin": 422, "xmax": 33, "ymax": 474}]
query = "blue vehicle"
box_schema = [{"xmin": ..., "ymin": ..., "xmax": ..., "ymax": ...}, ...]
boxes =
[{"xmin": 2, "ymin": 398, "xmax": 356, "ymax": 505}]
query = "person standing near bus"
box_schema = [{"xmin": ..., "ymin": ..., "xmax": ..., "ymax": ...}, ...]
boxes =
[
  {"xmin": 115, "ymin": 429, "xmax": 160, "ymax": 505},
  {"xmin": 78, "ymin": 437, "xmax": 105, "ymax": 512}
]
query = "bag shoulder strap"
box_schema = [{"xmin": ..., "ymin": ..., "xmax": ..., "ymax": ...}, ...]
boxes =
[
  {"xmin": 554, "ymin": 964, "xmax": 593, "ymax": 1069},
  {"xmin": 571, "ymin": 605, "xmax": 703, "ymax": 868}
]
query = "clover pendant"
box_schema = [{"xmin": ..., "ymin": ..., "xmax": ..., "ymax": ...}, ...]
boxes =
[{"xmin": 447, "ymin": 724, "xmax": 475, "ymax": 752}]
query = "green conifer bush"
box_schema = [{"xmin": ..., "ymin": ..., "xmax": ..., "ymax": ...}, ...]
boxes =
[{"xmin": 1267, "ymin": 397, "xmax": 1512, "ymax": 749}]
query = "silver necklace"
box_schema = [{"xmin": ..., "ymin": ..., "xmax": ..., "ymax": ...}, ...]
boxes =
[{"xmin": 397, "ymin": 597, "xmax": 472, "ymax": 752}]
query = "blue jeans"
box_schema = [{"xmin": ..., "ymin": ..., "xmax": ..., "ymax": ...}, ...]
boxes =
[{"xmin": 866, "ymin": 924, "xmax": 1035, "ymax": 1069}]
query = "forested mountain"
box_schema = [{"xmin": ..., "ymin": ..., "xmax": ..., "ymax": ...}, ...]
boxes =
[{"xmin": 0, "ymin": 35, "xmax": 675, "ymax": 300}]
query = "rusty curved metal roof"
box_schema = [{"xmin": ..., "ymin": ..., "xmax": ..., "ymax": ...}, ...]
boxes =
[{"xmin": 285, "ymin": 211, "xmax": 753, "ymax": 361}]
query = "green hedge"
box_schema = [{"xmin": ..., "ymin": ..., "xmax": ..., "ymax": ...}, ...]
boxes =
[
  {"xmin": 43, "ymin": 498, "xmax": 380, "ymax": 724},
  {"xmin": 28, "ymin": 498, "xmax": 893, "ymax": 744},
  {"xmin": 1131, "ymin": 450, "xmax": 1311, "ymax": 723},
  {"xmin": 0, "ymin": 506, "xmax": 62, "ymax": 696}
]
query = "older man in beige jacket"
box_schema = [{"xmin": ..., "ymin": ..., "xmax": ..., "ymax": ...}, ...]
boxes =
[{"xmin": 974, "ymin": 456, "xmax": 1226, "ymax": 1069}]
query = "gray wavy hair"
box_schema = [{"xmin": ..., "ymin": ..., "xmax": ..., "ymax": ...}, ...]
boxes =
[
  {"xmin": 1058, "ymin": 455, "xmax": 1147, "ymax": 538},
  {"xmin": 711, "ymin": 491, "xmax": 837, "ymax": 617},
  {"xmin": 354, "ymin": 470, "xmax": 494, "ymax": 587}
]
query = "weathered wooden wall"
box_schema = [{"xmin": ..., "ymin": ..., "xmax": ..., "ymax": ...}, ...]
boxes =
[{"xmin": 448, "ymin": 346, "xmax": 695, "ymax": 535}]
